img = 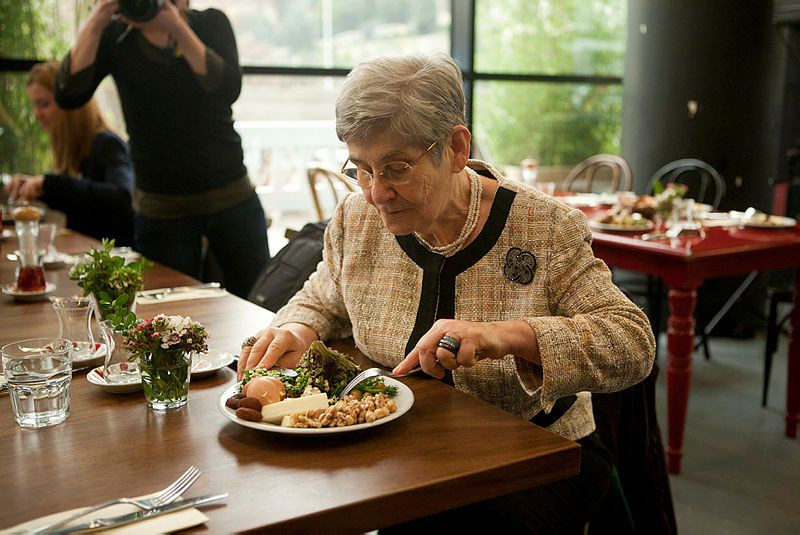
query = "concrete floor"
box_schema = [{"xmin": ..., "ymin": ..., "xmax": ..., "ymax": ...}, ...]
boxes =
[{"xmin": 655, "ymin": 328, "xmax": 800, "ymax": 534}]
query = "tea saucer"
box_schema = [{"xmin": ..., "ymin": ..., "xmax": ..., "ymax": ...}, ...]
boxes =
[
  {"xmin": 1, "ymin": 282, "xmax": 57, "ymax": 302},
  {"xmin": 191, "ymin": 352, "xmax": 235, "ymax": 378},
  {"xmin": 87, "ymin": 366, "xmax": 142, "ymax": 394}
]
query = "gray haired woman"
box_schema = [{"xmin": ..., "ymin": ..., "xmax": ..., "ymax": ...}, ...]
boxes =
[{"xmin": 240, "ymin": 52, "xmax": 655, "ymax": 532}]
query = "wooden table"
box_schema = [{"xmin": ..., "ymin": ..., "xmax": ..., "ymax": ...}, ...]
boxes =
[
  {"xmin": 0, "ymin": 232, "xmax": 580, "ymax": 533},
  {"xmin": 589, "ymin": 223, "xmax": 800, "ymax": 474}
]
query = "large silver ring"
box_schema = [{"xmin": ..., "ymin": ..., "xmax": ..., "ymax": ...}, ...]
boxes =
[
  {"xmin": 241, "ymin": 336, "xmax": 258, "ymax": 350},
  {"xmin": 437, "ymin": 335, "xmax": 460, "ymax": 354}
]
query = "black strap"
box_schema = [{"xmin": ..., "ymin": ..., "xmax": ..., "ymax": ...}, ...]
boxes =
[{"xmin": 530, "ymin": 394, "xmax": 577, "ymax": 427}]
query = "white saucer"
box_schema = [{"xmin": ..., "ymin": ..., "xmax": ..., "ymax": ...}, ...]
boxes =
[
  {"xmin": 1, "ymin": 282, "xmax": 56, "ymax": 302},
  {"xmin": 72, "ymin": 344, "xmax": 108, "ymax": 371},
  {"xmin": 87, "ymin": 366, "xmax": 143, "ymax": 394},
  {"xmin": 86, "ymin": 353, "xmax": 232, "ymax": 393},
  {"xmin": 191, "ymin": 352, "xmax": 235, "ymax": 378}
]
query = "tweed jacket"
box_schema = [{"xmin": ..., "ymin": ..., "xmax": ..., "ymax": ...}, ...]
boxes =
[{"xmin": 273, "ymin": 160, "xmax": 655, "ymax": 440}]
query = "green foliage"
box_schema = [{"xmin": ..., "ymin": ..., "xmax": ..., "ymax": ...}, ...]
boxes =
[
  {"xmin": 0, "ymin": 0, "xmax": 87, "ymax": 174},
  {"xmin": 68, "ymin": 239, "xmax": 152, "ymax": 320},
  {"xmin": 473, "ymin": 0, "xmax": 626, "ymax": 166},
  {"xmin": 101, "ymin": 292, "xmax": 138, "ymax": 332}
]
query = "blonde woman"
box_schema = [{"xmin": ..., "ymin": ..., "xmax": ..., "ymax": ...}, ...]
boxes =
[{"xmin": 6, "ymin": 61, "xmax": 134, "ymax": 245}]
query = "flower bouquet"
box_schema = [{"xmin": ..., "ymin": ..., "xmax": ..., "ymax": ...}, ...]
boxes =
[{"xmin": 124, "ymin": 314, "xmax": 209, "ymax": 410}]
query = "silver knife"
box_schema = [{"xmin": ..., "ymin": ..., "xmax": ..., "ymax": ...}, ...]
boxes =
[
  {"xmin": 47, "ymin": 492, "xmax": 228, "ymax": 534},
  {"xmin": 138, "ymin": 282, "xmax": 222, "ymax": 298}
]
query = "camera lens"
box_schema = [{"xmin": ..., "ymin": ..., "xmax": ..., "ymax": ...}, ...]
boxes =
[{"xmin": 118, "ymin": 0, "xmax": 163, "ymax": 22}]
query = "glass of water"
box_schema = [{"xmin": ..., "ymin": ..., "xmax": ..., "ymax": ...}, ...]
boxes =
[{"xmin": 1, "ymin": 338, "xmax": 72, "ymax": 428}]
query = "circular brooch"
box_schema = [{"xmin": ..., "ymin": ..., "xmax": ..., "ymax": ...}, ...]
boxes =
[{"xmin": 503, "ymin": 247, "xmax": 536, "ymax": 285}]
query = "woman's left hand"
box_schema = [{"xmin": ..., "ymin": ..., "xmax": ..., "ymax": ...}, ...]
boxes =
[
  {"xmin": 150, "ymin": 0, "xmax": 186, "ymax": 36},
  {"xmin": 6, "ymin": 174, "xmax": 44, "ymax": 201},
  {"xmin": 393, "ymin": 319, "xmax": 539, "ymax": 380}
]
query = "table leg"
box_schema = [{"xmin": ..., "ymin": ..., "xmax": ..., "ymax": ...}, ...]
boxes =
[
  {"xmin": 785, "ymin": 270, "xmax": 800, "ymax": 438},
  {"xmin": 666, "ymin": 286, "xmax": 697, "ymax": 474}
]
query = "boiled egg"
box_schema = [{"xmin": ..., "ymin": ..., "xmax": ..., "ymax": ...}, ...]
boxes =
[{"xmin": 243, "ymin": 376, "xmax": 286, "ymax": 406}]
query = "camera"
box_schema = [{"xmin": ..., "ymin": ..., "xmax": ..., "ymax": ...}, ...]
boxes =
[{"xmin": 118, "ymin": 0, "xmax": 165, "ymax": 23}]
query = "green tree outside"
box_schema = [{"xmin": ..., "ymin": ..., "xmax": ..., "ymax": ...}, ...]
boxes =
[
  {"xmin": 473, "ymin": 0, "xmax": 625, "ymax": 166},
  {"xmin": 0, "ymin": 0, "xmax": 87, "ymax": 175}
]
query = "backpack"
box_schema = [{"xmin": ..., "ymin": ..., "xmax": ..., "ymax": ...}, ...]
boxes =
[{"xmin": 247, "ymin": 221, "xmax": 327, "ymax": 312}]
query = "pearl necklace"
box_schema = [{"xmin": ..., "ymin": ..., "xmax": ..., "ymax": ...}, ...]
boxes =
[{"xmin": 414, "ymin": 170, "xmax": 483, "ymax": 257}]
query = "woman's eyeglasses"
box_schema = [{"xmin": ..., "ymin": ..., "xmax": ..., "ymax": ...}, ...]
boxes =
[{"xmin": 340, "ymin": 141, "xmax": 437, "ymax": 188}]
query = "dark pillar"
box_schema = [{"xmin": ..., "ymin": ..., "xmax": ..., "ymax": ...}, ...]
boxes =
[{"xmin": 622, "ymin": 0, "xmax": 786, "ymax": 213}]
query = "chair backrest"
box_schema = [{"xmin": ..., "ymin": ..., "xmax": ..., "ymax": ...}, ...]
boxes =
[
  {"xmin": 646, "ymin": 158, "xmax": 726, "ymax": 209},
  {"xmin": 561, "ymin": 154, "xmax": 633, "ymax": 193},
  {"xmin": 307, "ymin": 167, "xmax": 356, "ymax": 221}
]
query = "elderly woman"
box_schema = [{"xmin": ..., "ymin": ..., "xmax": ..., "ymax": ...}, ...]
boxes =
[{"xmin": 240, "ymin": 53, "xmax": 655, "ymax": 532}]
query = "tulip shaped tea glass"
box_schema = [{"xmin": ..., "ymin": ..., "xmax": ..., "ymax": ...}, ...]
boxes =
[
  {"xmin": 51, "ymin": 296, "xmax": 96, "ymax": 361},
  {"xmin": 2, "ymin": 338, "xmax": 72, "ymax": 428},
  {"xmin": 37, "ymin": 222, "xmax": 57, "ymax": 262},
  {"xmin": 15, "ymin": 218, "xmax": 46, "ymax": 292},
  {"xmin": 99, "ymin": 319, "xmax": 140, "ymax": 384}
]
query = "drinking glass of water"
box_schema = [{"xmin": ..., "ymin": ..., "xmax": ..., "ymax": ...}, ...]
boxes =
[{"xmin": 1, "ymin": 338, "xmax": 72, "ymax": 428}]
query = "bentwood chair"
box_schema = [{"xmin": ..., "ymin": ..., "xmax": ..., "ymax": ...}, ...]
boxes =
[
  {"xmin": 561, "ymin": 154, "xmax": 633, "ymax": 193},
  {"xmin": 646, "ymin": 158, "xmax": 726, "ymax": 209},
  {"xmin": 644, "ymin": 159, "xmax": 728, "ymax": 360},
  {"xmin": 307, "ymin": 166, "xmax": 356, "ymax": 221}
]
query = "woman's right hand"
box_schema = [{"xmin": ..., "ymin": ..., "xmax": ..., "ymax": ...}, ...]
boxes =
[
  {"xmin": 237, "ymin": 326, "xmax": 312, "ymax": 380},
  {"xmin": 85, "ymin": 0, "xmax": 119, "ymax": 33}
]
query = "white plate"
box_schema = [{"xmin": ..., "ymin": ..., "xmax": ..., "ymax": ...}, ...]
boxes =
[
  {"xmin": 217, "ymin": 377, "xmax": 414, "ymax": 435},
  {"xmin": 1, "ymin": 282, "xmax": 57, "ymax": 302},
  {"xmin": 742, "ymin": 215, "xmax": 797, "ymax": 229},
  {"xmin": 85, "ymin": 354, "xmax": 231, "ymax": 393},
  {"xmin": 0, "ymin": 373, "xmax": 7, "ymax": 396},
  {"xmin": 86, "ymin": 366, "xmax": 142, "ymax": 394},
  {"xmin": 589, "ymin": 220, "xmax": 655, "ymax": 232},
  {"xmin": 72, "ymin": 344, "xmax": 108, "ymax": 371},
  {"xmin": 191, "ymin": 352, "xmax": 235, "ymax": 378}
]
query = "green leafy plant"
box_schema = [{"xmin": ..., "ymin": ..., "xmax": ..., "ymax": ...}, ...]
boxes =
[{"xmin": 69, "ymin": 238, "xmax": 152, "ymax": 323}]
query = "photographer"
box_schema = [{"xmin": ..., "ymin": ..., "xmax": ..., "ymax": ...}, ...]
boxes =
[{"xmin": 55, "ymin": 0, "xmax": 269, "ymax": 298}]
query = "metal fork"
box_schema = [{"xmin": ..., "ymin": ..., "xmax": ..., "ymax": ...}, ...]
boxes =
[
  {"xmin": 338, "ymin": 367, "xmax": 420, "ymax": 399},
  {"xmin": 29, "ymin": 466, "xmax": 201, "ymax": 534}
]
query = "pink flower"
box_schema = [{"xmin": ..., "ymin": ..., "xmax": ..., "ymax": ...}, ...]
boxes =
[{"xmin": 162, "ymin": 332, "xmax": 181, "ymax": 346}]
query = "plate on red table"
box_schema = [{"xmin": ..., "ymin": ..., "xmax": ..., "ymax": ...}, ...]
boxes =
[
  {"xmin": 742, "ymin": 215, "xmax": 797, "ymax": 229},
  {"xmin": 217, "ymin": 378, "xmax": 414, "ymax": 435},
  {"xmin": 1, "ymin": 282, "xmax": 57, "ymax": 302},
  {"xmin": 589, "ymin": 220, "xmax": 654, "ymax": 232}
]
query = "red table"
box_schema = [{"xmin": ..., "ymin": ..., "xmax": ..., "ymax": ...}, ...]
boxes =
[{"xmin": 589, "ymin": 223, "xmax": 800, "ymax": 474}]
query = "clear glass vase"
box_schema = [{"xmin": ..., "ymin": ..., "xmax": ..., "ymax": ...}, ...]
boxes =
[
  {"xmin": 90, "ymin": 292, "xmax": 138, "ymax": 323},
  {"xmin": 99, "ymin": 320, "xmax": 140, "ymax": 385},
  {"xmin": 138, "ymin": 349, "xmax": 191, "ymax": 410}
]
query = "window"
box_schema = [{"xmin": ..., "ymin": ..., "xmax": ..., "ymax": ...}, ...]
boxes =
[
  {"xmin": 472, "ymin": 0, "xmax": 626, "ymax": 167},
  {"xmin": 1, "ymin": 0, "xmax": 625, "ymax": 229}
]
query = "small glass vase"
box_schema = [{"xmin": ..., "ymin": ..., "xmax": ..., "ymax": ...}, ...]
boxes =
[
  {"xmin": 138, "ymin": 349, "xmax": 191, "ymax": 410},
  {"xmin": 99, "ymin": 320, "xmax": 140, "ymax": 385},
  {"xmin": 90, "ymin": 291, "xmax": 138, "ymax": 323}
]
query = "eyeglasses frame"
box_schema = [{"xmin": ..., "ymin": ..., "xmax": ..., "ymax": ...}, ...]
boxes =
[{"xmin": 340, "ymin": 141, "xmax": 438, "ymax": 188}]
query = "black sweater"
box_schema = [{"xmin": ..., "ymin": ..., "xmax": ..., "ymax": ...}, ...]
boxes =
[
  {"xmin": 55, "ymin": 8, "xmax": 247, "ymax": 196},
  {"xmin": 42, "ymin": 130, "xmax": 134, "ymax": 245}
]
